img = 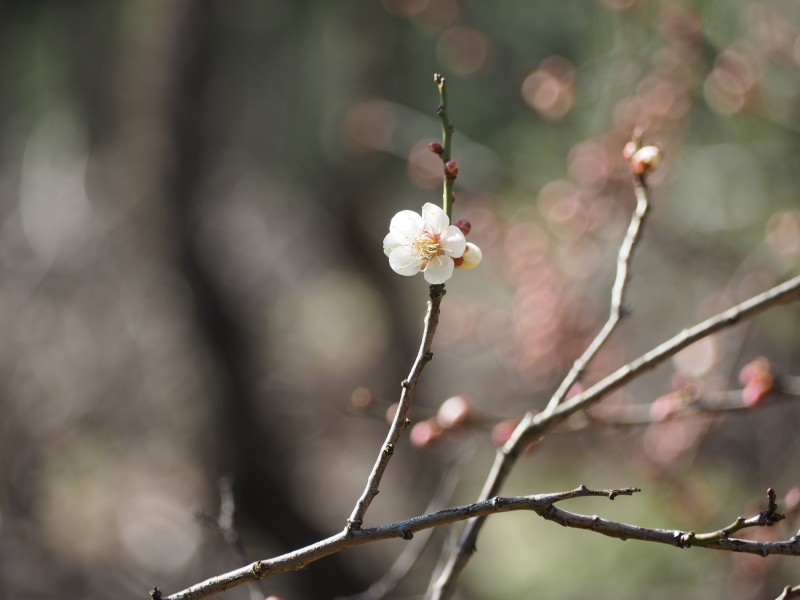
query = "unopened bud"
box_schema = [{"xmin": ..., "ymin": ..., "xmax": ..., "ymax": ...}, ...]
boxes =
[
  {"xmin": 454, "ymin": 219, "xmax": 471, "ymax": 236},
  {"xmin": 428, "ymin": 142, "xmax": 444, "ymax": 155},
  {"xmin": 622, "ymin": 141, "xmax": 638, "ymax": 160},
  {"xmin": 455, "ymin": 243, "xmax": 482, "ymax": 270},
  {"xmin": 630, "ymin": 145, "xmax": 663, "ymax": 176},
  {"xmin": 410, "ymin": 419, "xmax": 443, "ymax": 449},
  {"xmin": 444, "ymin": 160, "xmax": 459, "ymax": 179},
  {"xmin": 437, "ymin": 395, "xmax": 472, "ymax": 429}
]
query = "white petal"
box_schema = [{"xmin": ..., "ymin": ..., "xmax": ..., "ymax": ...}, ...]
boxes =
[
  {"xmin": 456, "ymin": 242, "xmax": 482, "ymax": 270},
  {"xmin": 423, "ymin": 255, "xmax": 454, "ymax": 284},
  {"xmin": 421, "ymin": 203, "xmax": 449, "ymax": 234},
  {"xmin": 389, "ymin": 246, "xmax": 424, "ymax": 276},
  {"xmin": 389, "ymin": 210, "xmax": 424, "ymax": 242},
  {"xmin": 440, "ymin": 225, "xmax": 466, "ymax": 257},
  {"xmin": 383, "ymin": 231, "xmax": 402, "ymax": 257}
]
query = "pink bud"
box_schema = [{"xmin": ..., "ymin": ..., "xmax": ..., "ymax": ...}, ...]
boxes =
[
  {"xmin": 437, "ymin": 395, "xmax": 472, "ymax": 430},
  {"xmin": 622, "ymin": 141, "xmax": 638, "ymax": 160},
  {"xmin": 410, "ymin": 419, "xmax": 443, "ymax": 449},
  {"xmin": 428, "ymin": 142, "xmax": 444, "ymax": 155},
  {"xmin": 444, "ymin": 160, "xmax": 459, "ymax": 179}
]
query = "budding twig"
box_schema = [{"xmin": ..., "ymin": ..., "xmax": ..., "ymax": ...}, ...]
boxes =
[{"xmin": 434, "ymin": 73, "xmax": 455, "ymax": 220}]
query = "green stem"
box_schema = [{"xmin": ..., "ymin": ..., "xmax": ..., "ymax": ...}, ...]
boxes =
[{"xmin": 434, "ymin": 73, "xmax": 454, "ymax": 220}]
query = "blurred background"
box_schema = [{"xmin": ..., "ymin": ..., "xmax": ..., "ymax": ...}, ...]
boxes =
[{"xmin": 1, "ymin": 0, "xmax": 799, "ymax": 598}]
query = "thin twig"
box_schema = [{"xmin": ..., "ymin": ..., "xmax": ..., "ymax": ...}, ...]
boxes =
[
  {"xmin": 428, "ymin": 270, "xmax": 800, "ymax": 599},
  {"xmin": 346, "ymin": 284, "xmax": 446, "ymax": 531},
  {"xmin": 338, "ymin": 453, "xmax": 468, "ymax": 600},
  {"xmin": 433, "ymin": 74, "xmax": 455, "ymax": 220},
  {"xmin": 543, "ymin": 174, "xmax": 650, "ymax": 417}
]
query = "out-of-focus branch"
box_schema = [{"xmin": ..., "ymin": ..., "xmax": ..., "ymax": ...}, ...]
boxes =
[{"xmin": 347, "ymin": 284, "xmax": 445, "ymax": 531}]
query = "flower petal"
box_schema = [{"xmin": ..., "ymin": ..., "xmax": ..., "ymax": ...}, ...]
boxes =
[
  {"xmin": 440, "ymin": 225, "xmax": 466, "ymax": 257},
  {"xmin": 389, "ymin": 210, "xmax": 424, "ymax": 242},
  {"xmin": 423, "ymin": 254, "xmax": 454, "ymax": 284},
  {"xmin": 421, "ymin": 203, "xmax": 449, "ymax": 235},
  {"xmin": 389, "ymin": 246, "xmax": 424, "ymax": 276},
  {"xmin": 383, "ymin": 231, "xmax": 402, "ymax": 257}
]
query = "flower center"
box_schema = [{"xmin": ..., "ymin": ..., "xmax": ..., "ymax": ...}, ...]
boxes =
[{"xmin": 412, "ymin": 229, "xmax": 442, "ymax": 262}]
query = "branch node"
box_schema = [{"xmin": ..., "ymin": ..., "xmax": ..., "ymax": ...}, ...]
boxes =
[
  {"xmin": 423, "ymin": 351, "xmax": 434, "ymax": 361},
  {"xmin": 383, "ymin": 444, "xmax": 394, "ymax": 456},
  {"xmin": 346, "ymin": 518, "xmax": 363, "ymax": 532},
  {"xmin": 150, "ymin": 587, "xmax": 163, "ymax": 600},
  {"xmin": 252, "ymin": 561, "xmax": 265, "ymax": 577},
  {"xmin": 491, "ymin": 496, "xmax": 504, "ymax": 508},
  {"xmin": 401, "ymin": 529, "xmax": 414, "ymax": 540},
  {"xmin": 401, "ymin": 379, "xmax": 410, "ymax": 389}
]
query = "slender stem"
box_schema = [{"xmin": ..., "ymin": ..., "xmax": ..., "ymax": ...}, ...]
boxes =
[
  {"xmin": 346, "ymin": 284, "xmax": 445, "ymax": 530},
  {"xmin": 434, "ymin": 73, "xmax": 454, "ymax": 220},
  {"xmin": 543, "ymin": 175, "xmax": 650, "ymax": 417}
]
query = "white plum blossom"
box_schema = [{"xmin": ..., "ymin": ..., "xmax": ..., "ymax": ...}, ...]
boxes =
[{"xmin": 383, "ymin": 203, "xmax": 471, "ymax": 284}]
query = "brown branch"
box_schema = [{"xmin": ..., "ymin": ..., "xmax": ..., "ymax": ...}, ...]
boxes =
[
  {"xmin": 162, "ymin": 485, "xmax": 800, "ymax": 600},
  {"xmin": 161, "ymin": 486, "xmax": 638, "ymax": 600},
  {"xmin": 429, "ymin": 269, "xmax": 800, "ymax": 598},
  {"xmin": 346, "ymin": 284, "xmax": 445, "ymax": 530}
]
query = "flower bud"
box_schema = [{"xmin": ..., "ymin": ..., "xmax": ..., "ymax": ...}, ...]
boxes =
[
  {"xmin": 622, "ymin": 140, "xmax": 638, "ymax": 160},
  {"xmin": 454, "ymin": 219, "xmax": 471, "ymax": 236},
  {"xmin": 630, "ymin": 145, "xmax": 663, "ymax": 176},
  {"xmin": 436, "ymin": 395, "xmax": 472, "ymax": 429},
  {"xmin": 444, "ymin": 160, "xmax": 459, "ymax": 179},
  {"xmin": 428, "ymin": 142, "xmax": 444, "ymax": 155},
  {"xmin": 455, "ymin": 242, "xmax": 482, "ymax": 270},
  {"xmin": 410, "ymin": 419, "xmax": 443, "ymax": 448}
]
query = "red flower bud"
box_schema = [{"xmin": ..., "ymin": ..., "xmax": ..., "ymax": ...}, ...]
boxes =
[
  {"xmin": 454, "ymin": 219, "xmax": 471, "ymax": 236},
  {"xmin": 444, "ymin": 160, "xmax": 459, "ymax": 179},
  {"xmin": 428, "ymin": 142, "xmax": 444, "ymax": 155}
]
